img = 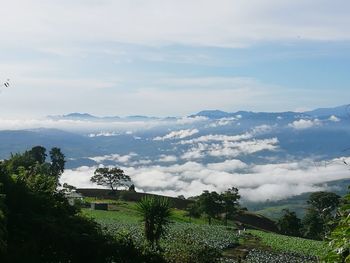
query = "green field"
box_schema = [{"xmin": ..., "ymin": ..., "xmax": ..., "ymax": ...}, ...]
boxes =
[
  {"xmin": 248, "ymin": 229, "xmax": 327, "ymax": 257},
  {"xmin": 82, "ymin": 199, "xmax": 232, "ymax": 225},
  {"xmin": 81, "ymin": 198, "xmax": 328, "ymax": 262}
]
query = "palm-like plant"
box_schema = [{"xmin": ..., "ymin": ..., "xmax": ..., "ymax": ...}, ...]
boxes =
[{"xmin": 137, "ymin": 196, "xmax": 172, "ymax": 248}]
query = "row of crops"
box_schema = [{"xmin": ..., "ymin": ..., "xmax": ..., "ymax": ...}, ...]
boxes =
[
  {"xmin": 88, "ymin": 208, "xmax": 327, "ymax": 263},
  {"xmin": 97, "ymin": 219, "xmax": 240, "ymax": 263},
  {"xmin": 98, "ymin": 219, "xmax": 239, "ymax": 249},
  {"xmin": 221, "ymin": 248, "xmax": 317, "ymax": 263},
  {"xmin": 248, "ymin": 230, "xmax": 327, "ymax": 257}
]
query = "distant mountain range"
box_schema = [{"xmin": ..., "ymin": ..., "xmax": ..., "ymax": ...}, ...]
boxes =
[
  {"xmin": 193, "ymin": 104, "xmax": 350, "ymax": 119},
  {"xmin": 48, "ymin": 104, "xmax": 350, "ymax": 121},
  {"xmin": 1, "ymin": 104, "xmax": 349, "ymax": 205},
  {"xmin": 47, "ymin": 112, "xmax": 159, "ymax": 121}
]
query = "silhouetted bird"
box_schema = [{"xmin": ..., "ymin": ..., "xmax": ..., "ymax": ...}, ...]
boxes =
[{"xmin": 3, "ymin": 79, "xmax": 10, "ymax": 87}]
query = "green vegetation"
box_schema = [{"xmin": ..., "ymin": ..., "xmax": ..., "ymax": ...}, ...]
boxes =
[
  {"xmin": 248, "ymin": 229, "xmax": 327, "ymax": 257},
  {"xmin": 277, "ymin": 209, "xmax": 302, "ymax": 237},
  {"xmin": 302, "ymin": 191, "xmax": 340, "ymax": 240},
  {"xmin": 137, "ymin": 196, "xmax": 172, "ymax": 248},
  {"xmin": 0, "ymin": 146, "xmax": 345, "ymax": 262},
  {"xmin": 190, "ymin": 188, "xmax": 241, "ymax": 225},
  {"xmin": 255, "ymin": 204, "xmax": 307, "ymax": 220},
  {"xmin": 81, "ymin": 200, "xmax": 211, "ymax": 225},
  {"xmin": 324, "ymin": 187, "xmax": 350, "ymax": 262},
  {"xmin": 97, "ymin": 220, "xmax": 238, "ymax": 263},
  {"xmin": 91, "ymin": 167, "xmax": 131, "ymax": 191},
  {"xmin": 0, "ymin": 147, "xmax": 162, "ymax": 263}
]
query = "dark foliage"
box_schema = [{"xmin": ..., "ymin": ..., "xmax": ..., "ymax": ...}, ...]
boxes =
[
  {"xmin": 0, "ymin": 146, "xmax": 158, "ymax": 263},
  {"xmin": 137, "ymin": 196, "xmax": 172, "ymax": 248},
  {"xmin": 277, "ymin": 209, "xmax": 302, "ymax": 237},
  {"xmin": 91, "ymin": 167, "xmax": 131, "ymax": 191}
]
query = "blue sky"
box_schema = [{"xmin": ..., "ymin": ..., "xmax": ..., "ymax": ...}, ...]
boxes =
[{"xmin": 0, "ymin": 0, "xmax": 349, "ymax": 117}]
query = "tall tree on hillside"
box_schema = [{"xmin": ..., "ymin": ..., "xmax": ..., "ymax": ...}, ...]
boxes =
[
  {"xmin": 277, "ymin": 209, "xmax": 302, "ymax": 237},
  {"xmin": 302, "ymin": 208, "xmax": 325, "ymax": 240},
  {"xmin": 307, "ymin": 191, "xmax": 340, "ymax": 218},
  {"xmin": 185, "ymin": 202, "xmax": 201, "ymax": 222},
  {"xmin": 91, "ymin": 167, "xmax": 131, "ymax": 191},
  {"xmin": 29, "ymin": 146, "xmax": 47, "ymax": 164},
  {"xmin": 303, "ymin": 191, "xmax": 341, "ymax": 239},
  {"xmin": 198, "ymin": 191, "xmax": 222, "ymax": 225},
  {"xmin": 221, "ymin": 187, "xmax": 240, "ymax": 226},
  {"xmin": 49, "ymin": 147, "xmax": 65, "ymax": 179}
]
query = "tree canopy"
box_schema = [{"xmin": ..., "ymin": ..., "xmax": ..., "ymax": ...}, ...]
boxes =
[
  {"xmin": 0, "ymin": 146, "xmax": 150, "ymax": 262},
  {"xmin": 277, "ymin": 209, "xmax": 302, "ymax": 237},
  {"xmin": 91, "ymin": 167, "xmax": 131, "ymax": 191}
]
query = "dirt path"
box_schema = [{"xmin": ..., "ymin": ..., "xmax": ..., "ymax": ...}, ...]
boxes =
[{"xmin": 221, "ymin": 233, "xmax": 271, "ymax": 262}]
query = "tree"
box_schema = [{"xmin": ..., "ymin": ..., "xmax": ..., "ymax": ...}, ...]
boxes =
[
  {"xmin": 185, "ymin": 202, "xmax": 201, "ymax": 222},
  {"xmin": 49, "ymin": 147, "xmax": 65, "ymax": 180},
  {"xmin": 307, "ymin": 191, "xmax": 340, "ymax": 217},
  {"xmin": 198, "ymin": 191, "xmax": 223, "ymax": 225},
  {"xmin": 277, "ymin": 209, "xmax": 302, "ymax": 237},
  {"xmin": 0, "ymin": 182, "xmax": 6, "ymax": 260},
  {"xmin": 0, "ymin": 147, "xmax": 149, "ymax": 262},
  {"xmin": 221, "ymin": 187, "xmax": 240, "ymax": 226},
  {"xmin": 29, "ymin": 146, "xmax": 47, "ymax": 164},
  {"xmin": 303, "ymin": 191, "xmax": 341, "ymax": 239},
  {"xmin": 91, "ymin": 167, "xmax": 131, "ymax": 191},
  {"xmin": 302, "ymin": 208, "xmax": 325, "ymax": 240},
  {"xmin": 324, "ymin": 187, "xmax": 350, "ymax": 262},
  {"xmin": 137, "ymin": 196, "xmax": 172, "ymax": 248}
]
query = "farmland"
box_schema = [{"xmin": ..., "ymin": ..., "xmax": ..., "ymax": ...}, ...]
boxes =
[{"xmin": 82, "ymin": 199, "xmax": 327, "ymax": 263}]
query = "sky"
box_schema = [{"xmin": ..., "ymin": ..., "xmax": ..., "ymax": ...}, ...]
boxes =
[{"xmin": 1, "ymin": 0, "xmax": 350, "ymax": 118}]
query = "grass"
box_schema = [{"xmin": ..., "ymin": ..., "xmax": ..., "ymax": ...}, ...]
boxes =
[
  {"xmin": 81, "ymin": 198, "xmax": 233, "ymax": 225},
  {"xmin": 248, "ymin": 229, "xmax": 328, "ymax": 257},
  {"xmin": 255, "ymin": 204, "xmax": 307, "ymax": 220}
]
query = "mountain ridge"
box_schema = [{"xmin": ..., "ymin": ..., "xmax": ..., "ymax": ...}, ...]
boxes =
[{"xmin": 48, "ymin": 104, "xmax": 349, "ymax": 121}]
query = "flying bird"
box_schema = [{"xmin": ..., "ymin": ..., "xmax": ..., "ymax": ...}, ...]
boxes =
[{"xmin": 3, "ymin": 79, "xmax": 10, "ymax": 87}]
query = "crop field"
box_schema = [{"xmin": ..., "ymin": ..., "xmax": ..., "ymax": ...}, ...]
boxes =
[
  {"xmin": 97, "ymin": 219, "xmax": 239, "ymax": 249},
  {"xmin": 248, "ymin": 230, "xmax": 327, "ymax": 257},
  {"xmin": 82, "ymin": 201, "xmax": 327, "ymax": 263}
]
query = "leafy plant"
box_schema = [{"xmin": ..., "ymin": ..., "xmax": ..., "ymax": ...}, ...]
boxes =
[
  {"xmin": 137, "ymin": 196, "xmax": 172, "ymax": 248},
  {"xmin": 323, "ymin": 188, "xmax": 350, "ymax": 262}
]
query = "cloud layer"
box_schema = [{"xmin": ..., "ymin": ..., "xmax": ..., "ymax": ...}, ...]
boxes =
[{"xmin": 61, "ymin": 157, "xmax": 350, "ymax": 202}]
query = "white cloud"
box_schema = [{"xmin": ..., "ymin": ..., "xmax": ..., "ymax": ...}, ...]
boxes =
[
  {"xmin": 329, "ymin": 115, "xmax": 341, "ymax": 122},
  {"xmin": 207, "ymin": 159, "xmax": 247, "ymax": 172},
  {"xmin": 288, "ymin": 119, "xmax": 322, "ymax": 130},
  {"xmin": 179, "ymin": 133, "xmax": 253, "ymax": 144},
  {"xmin": 89, "ymin": 153, "xmax": 138, "ymax": 163},
  {"xmin": 207, "ymin": 138, "xmax": 279, "ymax": 158},
  {"xmin": 209, "ymin": 117, "xmax": 237, "ymax": 128},
  {"xmin": 176, "ymin": 116, "xmax": 208, "ymax": 125},
  {"xmin": 88, "ymin": 131, "xmax": 120, "ymax": 137},
  {"xmin": 154, "ymin": 129, "xmax": 199, "ymax": 141},
  {"xmin": 158, "ymin": 155, "xmax": 178, "ymax": 163},
  {"xmin": 251, "ymin": 124, "xmax": 274, "ymax": 134},
  {"xmin": 61, "ymin": 157, "xmax": 350, "ymax": 202}
]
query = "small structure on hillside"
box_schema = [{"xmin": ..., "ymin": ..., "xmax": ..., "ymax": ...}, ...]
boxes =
[{"xmin": 65, "ymin": 192, "xmax": 83, "ymax": 206}]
